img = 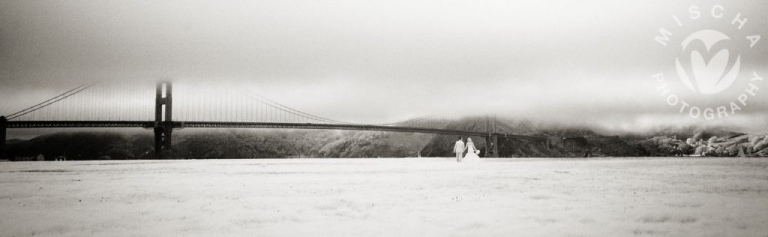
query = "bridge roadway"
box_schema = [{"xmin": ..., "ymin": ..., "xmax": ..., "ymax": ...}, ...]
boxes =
[{"xmin": 4, "ymin": 120, "xmax": 546, "ymax": 141}]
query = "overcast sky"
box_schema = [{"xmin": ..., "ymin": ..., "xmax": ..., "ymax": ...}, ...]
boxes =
[{"xmin": 1, "ymin": 0, "xmax": 767, "ymax": 134}]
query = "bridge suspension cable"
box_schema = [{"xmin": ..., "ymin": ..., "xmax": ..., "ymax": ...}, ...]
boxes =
[
  {"xmin": 6, "ymin": 83, "xmax": 99, "ymax": 120},
  {"xmin": 378, "ymin": 114, "xmax": 435, "ymax": 126},
  {"xmin": 376, "ymin": 114, "xmax": 455, "ymax": 130},
  {"xmin": 241, "ymin": 89, "xmax": 354, "ymax": 125}
]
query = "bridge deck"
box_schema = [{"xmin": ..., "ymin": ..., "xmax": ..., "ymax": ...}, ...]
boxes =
[{"xmin": 5, "ymin": 120, "xmax": 546, "ymax": 141}]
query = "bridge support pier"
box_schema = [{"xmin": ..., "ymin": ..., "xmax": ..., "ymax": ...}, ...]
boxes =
[
  {"xmin": 483, "ymin": 116, "xmax": 499, "ymax": 158},
  {"xmin": 485, "ymin": 135, "xmax": 498, "ymax": 158},
  {"xmin": 154, "ymin": 82, "xmax": 173, "ymax": 157},
  {"xmin": 491, "ymin": 135, "xmax": 498, "ymax": 157}
]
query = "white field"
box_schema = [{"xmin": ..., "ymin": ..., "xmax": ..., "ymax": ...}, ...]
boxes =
[{"xmin": 1, "ymin": 158, "xmax": 767, "ymax": 237}]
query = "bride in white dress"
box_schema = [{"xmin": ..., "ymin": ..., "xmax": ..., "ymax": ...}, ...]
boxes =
[{"xmin": 464, "ymin": 138, "xmax": 481, "ymax": 161}]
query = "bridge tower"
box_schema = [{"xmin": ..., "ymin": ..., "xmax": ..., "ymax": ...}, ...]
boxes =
[{"xmin": 154, "ymin": 81, "xmax": 173, "ymax": 157}]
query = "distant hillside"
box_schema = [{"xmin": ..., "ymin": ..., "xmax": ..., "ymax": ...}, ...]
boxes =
[
  {"xmin": 5, "ymin": 139, "xmax": 25, "ymax": 145},
  {"xmin": 171, "ymin": 130, "xmax": 433, "ymax": 159},
  {"xmin": 625, "ymin": 131, "xmax": 768, "ymax": 157},
  {"xmin": 4, "ymin": 129, "xmax": 434, "ymax": 160},
  {"xmin": 545, "ymin": 125, "xmax": 767, "ymax": 157},
  {"xmin": 541, "ymin": 128, "xmax": 642, "ymax": 157},
  {"xmin": 5, "ymin": 132, "xmax": 154, "ymax": 160}
]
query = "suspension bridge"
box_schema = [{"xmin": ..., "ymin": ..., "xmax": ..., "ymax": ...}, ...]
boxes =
[{"xmin": 0, "ymin": 81, "xmax": 546, "ymax": 158}]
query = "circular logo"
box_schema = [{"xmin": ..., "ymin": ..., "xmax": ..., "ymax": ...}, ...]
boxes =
[
  {"xmin": 652, "ymin": 5, "xmax": 762, "ymax": 120},
  {"xmin": 676, "ymin": 30, "xmax": 741, "ymax": 94}
]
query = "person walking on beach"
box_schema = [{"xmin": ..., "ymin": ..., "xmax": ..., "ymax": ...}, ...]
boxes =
[
  {"xmin": 463, "ymin": 138, "xmax": 480, "ymax": 162},
  {"xmin": 454, "ymin": 137, "xmax": 465, "ymax": 162}
]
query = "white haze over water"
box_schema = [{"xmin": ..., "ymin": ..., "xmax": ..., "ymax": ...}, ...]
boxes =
[{"xmin": 1, "ymin": 0, "xmax": 767, "ymax": 134}]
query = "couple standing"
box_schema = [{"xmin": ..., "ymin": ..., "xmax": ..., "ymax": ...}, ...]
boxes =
[{"xmin": 453, "ymin": 137, "xmax": 480, "ymax": 162}]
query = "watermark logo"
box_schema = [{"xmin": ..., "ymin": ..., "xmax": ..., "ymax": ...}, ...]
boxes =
[
  {"xmin": 653, "ymin": 5, "xmax": 762, "ymax": 120},
  {"xmin": 676, "ymin": 30, "xmax": 740, "ymax": 94}
]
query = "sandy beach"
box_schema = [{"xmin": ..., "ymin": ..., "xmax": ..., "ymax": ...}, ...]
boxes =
[{"xmin": 1, "ymin": 158, "xmax": 767, "ymax": 236}]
